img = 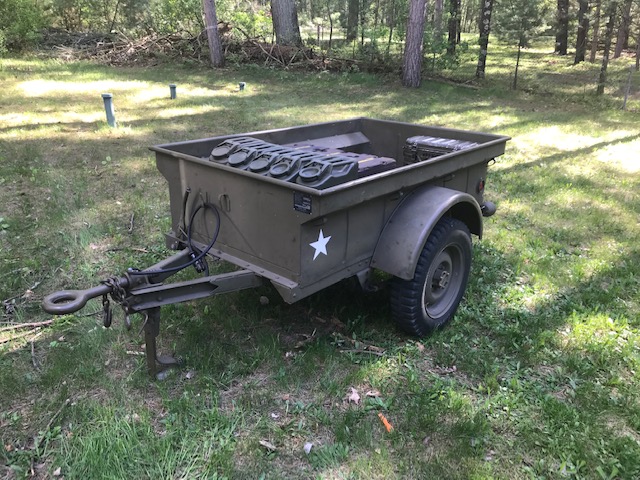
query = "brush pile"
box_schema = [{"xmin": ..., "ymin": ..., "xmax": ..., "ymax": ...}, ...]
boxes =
[{"xmin": 37, "ymin": 27, "xmax": 391, "ymax": 73}]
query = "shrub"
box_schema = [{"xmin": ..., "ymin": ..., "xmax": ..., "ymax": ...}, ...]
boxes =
[{"xmin": 0, "ymin": 0, "xmax": 46, "ymax": 51}]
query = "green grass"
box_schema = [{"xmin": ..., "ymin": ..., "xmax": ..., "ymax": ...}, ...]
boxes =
[{"xmin": 1, "ymin": 37, "xmax": 639, "ymax": 479}]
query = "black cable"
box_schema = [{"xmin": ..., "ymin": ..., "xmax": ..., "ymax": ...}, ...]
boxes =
[
  {"xmin": 127, "ymin": 201, "xmax": 220, "ymax": 276},
  {"xmin": 178, "ymin": 187, "xmax": 191, "ymax": 238}
]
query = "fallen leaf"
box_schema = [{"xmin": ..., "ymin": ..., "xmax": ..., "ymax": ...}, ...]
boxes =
[
  {"xmin": 378, "ymin": 412, "xmax": 394, "ymax": 432},
  {"xmin": 416, "ymin": 342, "xmax": 425, "ymax": 352},
  {"xmin": 53, "ymin": 467, "xmax": 62, "ymax": 476},
  {"xmin": 366, "ymin": 344, "xmax": 385, "ymax": 353},
  {"xmin": 347, "ymin": 387, "xmax": 360, "ymax": 404},
  {"xmin": 365, "ymin": 389, "xmax": 381, "ymax": 398},
  {"xmin": 259, "ymin": 440, "xmax": 277, "ymax": 452}
]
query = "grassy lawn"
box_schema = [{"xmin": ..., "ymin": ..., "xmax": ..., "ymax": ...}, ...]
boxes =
[{"xmin": 1, "ymin": 39, "xmax": 639, "ymax": 479}]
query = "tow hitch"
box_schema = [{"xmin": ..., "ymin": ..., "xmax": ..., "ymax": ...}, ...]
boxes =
[{"xmin": 43, "ymin": 249, "xmax": 262, "ymax": 378}]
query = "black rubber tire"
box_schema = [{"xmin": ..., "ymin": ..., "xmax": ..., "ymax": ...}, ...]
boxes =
[{"xmin": 390, "ymin": 217, "xmax": 472, "ymax": 337}]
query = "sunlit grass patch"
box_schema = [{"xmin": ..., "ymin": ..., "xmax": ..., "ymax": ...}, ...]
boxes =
[
  {"xmin": 55, "ymin": 397, "xmax": 239, "ymax": 479},
  {"xmin": 560, "ymin": 312, "xmax": 639, "ymax": 370}
]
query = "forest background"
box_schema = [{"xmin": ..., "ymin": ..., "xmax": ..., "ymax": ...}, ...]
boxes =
[{"xmin": 1, "ymin": 0, "xmax": 639, "ymax": 91}]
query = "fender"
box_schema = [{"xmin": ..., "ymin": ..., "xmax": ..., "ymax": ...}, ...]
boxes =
[{"xmin": 371, "ymin": 185, "xmax": 483, "ymax": 280}]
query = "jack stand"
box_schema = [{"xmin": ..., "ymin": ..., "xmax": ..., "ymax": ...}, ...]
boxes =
[{"xmin": 142, "ymin": 307, "xmax": 181, "ymax": 379}]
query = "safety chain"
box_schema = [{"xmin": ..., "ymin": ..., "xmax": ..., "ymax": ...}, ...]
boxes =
[
  {"xmin": 102, "ymin": 276, "xmax": 127, "ymax": 304},
  {"xmin": 101, "ymin": 294, "xmax": 112, "ymax": 328},
  {"xmin": 100, "ymin": 276, "xmax": 129, "ymax": 329}
]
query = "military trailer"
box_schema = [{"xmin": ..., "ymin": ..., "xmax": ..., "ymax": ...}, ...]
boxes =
[{"xmin": 43, "ymin": 117, "xmax": 509, "ymax": 377}]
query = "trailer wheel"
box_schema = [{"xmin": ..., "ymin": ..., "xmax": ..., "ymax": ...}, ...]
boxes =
[{"xmin": 390, "ymin": 217, "xmax": 472, "ymax": 337}]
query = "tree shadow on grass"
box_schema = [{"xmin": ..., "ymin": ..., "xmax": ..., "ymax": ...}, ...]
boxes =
[{"xmin": 497, "ymin": 133, "xmax": 640, "ymax": 176}]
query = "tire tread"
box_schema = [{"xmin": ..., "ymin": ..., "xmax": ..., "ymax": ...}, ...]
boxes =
[{"xmin": 390, "ymin": 217, "xmax": 472, "ymax": 337}]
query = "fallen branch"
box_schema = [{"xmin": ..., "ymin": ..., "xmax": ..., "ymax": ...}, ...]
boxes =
[
  {"xmin": 255, "ymin": 41, "xmax": 285, "ymax": 66},
  {"xmin": 331, "ymin": 332, "xmax": 386, "ymax": 355},
  {"xmin": 340, "ymin": 348, "xmax": 385, "ymax": 357},
  {"xmin": 286, "ymin": 49, "xmax": 299, "ymax": 68},
  {"xmin": 0, "ymin": 320, "xmax": 53, "ymax": 332},
  {"xmin": 105, "ymin": 247, "xmax": 149, "ymax": 253},
  {"xmin": 0, "ymin": 327, "xmax": 42, "ymax": 344}
]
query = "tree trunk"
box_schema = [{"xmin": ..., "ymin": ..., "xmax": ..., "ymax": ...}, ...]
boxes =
[
  {"xmin": 327, "ymin": 1, "xmax": 334, "ymax": 52},
  {"xmin": 270, "ymin": 0, "xmax": 303, "ymax": 46},
  {"xmin": 386, "ymin": 0, "xmax": 396, "ymax": 56},
  {"xmin": 589, "ymin": 0, "xmax": 601, "ymax": 62},
  {"xmin": 203, "ymin": 0, "xmax": 224, "ymax": 67},
  {"xmin": 346, "ymin": 0, "xmax": 359, "ymax": 41},
  {"xmin": 614, "ymin": 0, "xmax": 632, "ymax": 58},
  {"xmin": 447, "ymin": 0, "xmax": 461, "ymax": 55},
  {"xmin": 374, "ymin": 0, "xmax": 380, "ymax": 35},
  {"xmin": 402, "ymin": 0, "xmax": 428, "ymax": 87},
  {"xmin": 513, "ymin": 43, "xmax": 521, "ymax": 90},
  {"xmin": 574, "ymin": 0, "xmax": 590, "ymax": 64},
  {"xmin": 360, "ymin": 0, "xmax": 369, "ymax": 47},
  {"xmin": 109, "ymin": 0, "xmax": 121, "ymax": 33},
  {"xmin": 597, "ymin": 1, "xmax": 617, "ymax": 95},
  {"xmin": 456, "ymin": 5, "xmax": 461, "ymax": 43},
  {"xmin": 475, "ymin": 0, "xmax": 493, "ymax": 79},
  {"xmin": 636, "ymin": 30, "xmax": 640, "ymax": 71},
  {"xmin": 434, "ymin": 0, "xmax": 444, "ymax": 38},
  {"xmin": 461, "ymin": 0, "xmax": 476, "ymax": 33},
  {"xmin": 555, "ymin": 0, "xmax": 569, "ymax": 55}
]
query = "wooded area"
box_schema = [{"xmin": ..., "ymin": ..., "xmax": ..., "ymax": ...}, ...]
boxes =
[{"xmin": 1, "ymin": 0, "xmax": 639, "ymax": 89}]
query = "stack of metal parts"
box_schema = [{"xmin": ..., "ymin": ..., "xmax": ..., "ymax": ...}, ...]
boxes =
[
  {"xmin": 208, "ymin": 137, "xmax": 396, "ymax": 189},
  {"xmin": 403, "ymin": 136, "xmax": 479, "ymax": 165}
]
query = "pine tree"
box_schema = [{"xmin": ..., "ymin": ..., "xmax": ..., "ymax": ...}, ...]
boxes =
[{"xmin": 493, "ymin": 0, "xmax": 548, "ymax": 89}]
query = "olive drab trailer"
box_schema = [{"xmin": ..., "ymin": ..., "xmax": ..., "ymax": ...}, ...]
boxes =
[{"xmin": 43, "ymin": 118, "xmax": 509, "ymax": 378}]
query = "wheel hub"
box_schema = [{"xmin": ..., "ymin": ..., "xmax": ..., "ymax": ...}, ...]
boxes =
[
  {"xmin": 434, "ymin": 267, "xmax": 451, "ymax": 289},
  {"xmin": 422, "ymin": 245, "xmax": 465, "ymax": 319}
]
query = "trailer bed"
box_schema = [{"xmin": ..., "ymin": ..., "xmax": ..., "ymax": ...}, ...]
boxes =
[{"xmin": 150, "ymin": 117, "xmax": 508, "ymax": 302}]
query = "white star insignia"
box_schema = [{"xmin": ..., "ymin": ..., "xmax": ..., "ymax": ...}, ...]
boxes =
[{"xmin": 310, "ymin": 229, "xmax": 331, "ymax": 261}]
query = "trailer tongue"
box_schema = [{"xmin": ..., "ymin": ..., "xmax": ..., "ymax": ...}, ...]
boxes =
[{"xmin": 43, "ymin": 118, "xmax": 509, "ymax": 378}]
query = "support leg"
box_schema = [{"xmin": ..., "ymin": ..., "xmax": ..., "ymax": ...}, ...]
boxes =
[{"xmin": 142, "ymin": 307, "xmax": 181, "ymax": 379}]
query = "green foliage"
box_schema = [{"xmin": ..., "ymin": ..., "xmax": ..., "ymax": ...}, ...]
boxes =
[
  {"xmin": 49, "ymin": 0, "xmax": 152, "ymax": 33},
  {"xmin": 493, "ymin": 0, "xmax": 549, "ymax": 47},
  {"xmin": 52, "ymin": 0, "xmax": 107, "ymax": 31},
  {"xmin": 227, "ymin": 7, "xmax": 272, "ymax": 41},
  {"xmin": 308, "ymin": 442, "xmax": 350, "ymax": 468},
  {"xmin": 0, "ymin": 0, "xmax": 46, "ymax": 51},
  {"xmin": 0, "ymin": 31, "xmax": 6, "ymax": 56},
  {"xmin": 146, "ymin": 0, "xmax": 204, "ymax": 36}
]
